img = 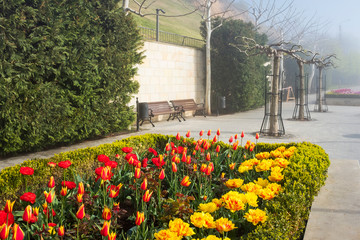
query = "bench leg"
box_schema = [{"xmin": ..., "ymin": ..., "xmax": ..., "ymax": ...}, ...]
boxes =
[
  {"xmin": 180, "ymin": 112, "xmax": 186, "ymax": 121},
  {"xmin": 167, "ymin": 114, "xmax": 172, "ymax": 121},
  {"xmin": 140, "ymin": 120, "xmax": 144, "ymax": 126},
  {"xmin": 149, "ymin": 117, "xmax": 155, "ymax": 127}
]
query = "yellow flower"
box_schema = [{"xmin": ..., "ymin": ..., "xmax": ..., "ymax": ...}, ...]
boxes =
[
  {"xmin": 241, "ymin": 182, "xmax": 262, "ymax": 193},
  {"xmin": 270, "ymin": 150, "xmax": 283, "ymax": 158},
  {"xmin": 190, "ymin": 212, "xmax": 215, "ymax": 229},
  {"xmin": 274, "ymin": 158, "xmax": 290, "ymax": 168},
  {"xmin": 211, "ymin": 198, "xmax": 224, "ymax": 208},
  {"xmin": 221, "ymin": 191, "xmax": 246, "ymax": 212},
  {"xmin": 266, "ymin": 183, "xmax": 282, "ymax": 194},
  {"xmin": 154, "ymin": 229, "xmax": 182, "ymax": 240},
  {"xmin": 215, "ymin": 217, "xmax": 237, "ymax": 234},
  {"xmin": 238, "ymin": 165, "xmax": 251, "ymax": 173},
  {"xmin": 244, "ymin": 209, "xmax": 267, "ymax": 225},
  {"xmin": 255, "ymin": 160, "xmax": 273, "ymax": 172},
  {"xmin": 198, "ymin": 202, "xmax": 219, "ymax": 213},
  {"xmin": 255, "ymin": 152, "xmax": 270, "ymax": 160},
  {"xmin": 276, "ymin": 146, "xmax": 286, "ymax": 152},
  {"xmin": 258, "ymin": 188, "xmax": 276, "ymax": 200},
  {"xmin": 199, "ymin": 235, "xmax": 231, "ymax": 240},
  {"xmin": 169, "ymin": 218, "xmax": 195, "ymax": 237},
  {"xmin": 254, "ymin": 178, "xmax": 269, "ymax": 187},
  {"xmin": 268, "ymin": 167, "xmax": 284, "ymax": 182},
  {"xmin": 224, "ymin": 178, "xmax": 244, "ymax": 189},
  {"xmin": 244, "ymin": 192, "xmax": 258, "ymax": 207}
]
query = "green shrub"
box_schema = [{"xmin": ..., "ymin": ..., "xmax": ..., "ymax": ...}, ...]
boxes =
[{"xmin": 0, "ymin": 0, "xmax": 143, "ymax": 155}]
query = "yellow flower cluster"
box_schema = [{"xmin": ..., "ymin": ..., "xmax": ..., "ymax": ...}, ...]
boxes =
[
  {"xmin": 224, "ymin": 178, "xmax": 244, "ymax": 189},
  {"xmin": 190, "ymin": 212, "xmax": 215, "ymax": 229},
  {"xmin": 268, "ymin": 166, "xmax": 284, "ymax": 182},
  {"xmin": 244, "ymin": 209, "xmax": 268, "ymax": 225},
  {"xmin": 255, "ymin": 159, "xmax": 274, "ymax": 172},
  {"xmin": 238, "ymin": 158, "xmax": 259, "ymax": 173},
  {"xmin": 241, "ymin": 181, "xmax": 282, "ymax": 200},
  {"xmin": 255, "ymin": 152, "xmax": 270, "ymax": 160},
  {"xmin": 198, "ymin": 202, "xmax": 219, "ymax": 213},
  {"xmin": 154, "ymin": 218, "xmax": 195, "ymax": 240},
  {"xmin": 192, "ymin": 235, "xmax": 230, "ymax": 240}
]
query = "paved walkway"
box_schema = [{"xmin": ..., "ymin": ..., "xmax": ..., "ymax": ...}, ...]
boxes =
[{"xmin": 1, "ymin": 100, "xmax": 360, "ymax": 239}]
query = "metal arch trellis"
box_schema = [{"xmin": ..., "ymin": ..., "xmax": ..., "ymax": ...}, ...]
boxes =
[
  {"xmin": 260, "ymin": 71, "xmax": 285, "ymax": 136},
  {"xmin": 292, "ymin": 73, "xmax": 311, "ymax": 120}
]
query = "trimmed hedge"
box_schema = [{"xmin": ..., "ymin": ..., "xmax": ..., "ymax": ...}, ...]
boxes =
[
  {"xmin": 0, "ymin": 0, "xmax": 143, "ymax": 155},
  {"xmin": 0, "ymin": 134, "xmax": 329, "ymax": 239}
]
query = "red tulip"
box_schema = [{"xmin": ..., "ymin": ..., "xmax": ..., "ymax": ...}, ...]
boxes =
[
  {"xmin": 206, "ymin": 152, "xmax": 211, "ymax": 161},
  {"xmin": 22, "ymin": 205, "xmax": 32, "ymax": 223},
  {"xmin": 19, "ymin": 192, "xmax": 36, "ymax": 204},
  {"xmin": 140, "ymin": 178, "xmax": 148, "ymax": 190},
  {"xmin": 176, "ymin": 132, "xmax": 181, "ymax": 140},
  {"xmin": 148, "ymin": 147, "xmax": 158, "ymax": 156},
  {"xmin": 76, "ymin": 204, "xmax": 85, "ymax": 220},
  {"xmin": 199, "ymin": 130, "xmax": 204, "ymax": 136},
  {"xmin": 186, "ymin": 156, "xmax": 191, "ymax": 164},
  {"xmin": 76, "ymin": 194, "xmax": 83, "ymax": 203},
  {"xmin": 241, "ymin": 131, "xmax": 245, "ymax": 138},
  {"xmin": 58, "ymin": 226, "xmax": 65, "ymax": 237},
  {"xmin": 216, "ymin": 129, "xmax": 220, "ymax": 136},
  {"xmin": 61, "ymin": 181, "xmax": 77, "ymax": 190},
  {"xmin": 100, "ymin": 220, "xmax": 111, "ymax": 237},
  {"xmin": 135, "ymin": 212, "xmax": 145, "ymax": 226},
  {"xmin": 4, "ymin": 200, "xmax": 15, "ymax": 213},
  {"xmin": 159, "ymin": 169, "xmax": 165, "ymax": 180},
  {"xmin": 122, "ymin": 147, "xmax": 133, "ymax": 153},
  {"xmin": 102, "ymin": 207, "xmax": 112, "ymax": 221},
  {"xmin": 181, "ymin": 153, "xmax": 186, "ymax": 163},
  {"xmin": 256, "ymin": 133, "xmax": 259, "ymax": 140},
  {"xmin": 12, "ymin": 223, "xmax": 24, "ymax": 240},
  {"xmin": 78, "ymin": 182, "xmax": 85, "ymax": 195},
  {"xmin": 48, "ymin": 176, "xmax": 55, "ymax": 188},
  {"xmin": 229, "ymin": 136, "xmax": 234, "ymax": 143},
  {"xmin": 207, "ymin": 130, "xmax": 211, "ymax": 136},
  {"xmin": 58, "ymin": 160, "xmax": 72, "ymax": 169},
  {"xmin": 216, "ymin": 145, "xmax": 220, "ymax": 153},
  {"xmin": 101, "ymin": 166, "xmax": 112, "ymax": 181},
  {"xmin": 60, "ymin": 187, "xmax": 68, "ymax": 197},
  {"xmin": 165, "ymin": 143, "xmax": 171, "ymax": 151},
  {"xmin": 234, "ymin": 134, "xmax": 238, "ymax": 140},
  {"xmin": 0, "ymin": 210, "xmax": 14, "ymax": 226},
  {"xmin": 109, "ymin": 189, "xmax": 119, "ymax": 198},
  {"xmin": 142, "ymin": 158, "xmax": 148, "ymax": 168},
  {"xmin": 108, "ymin": 232, "xmax": 116, "ymax": 240},
  {"xmin": 180, "ymin": 176, "xmax": 191, "ymax": 187},
  {"xmin": 105, "ymin": 161, "xmax": 118, "ymax": 169},
  {"xmin": 19, "ymin": 167, "xmax": 34, "ymax": 176},
  {"xmin": 171, "ymin": 162, "xmax": 178, "ymax": 173},
  {"xmin": 98, "ymin": 155, "xmax": 110, "ymax": 163},
  {"xmin": 142, "ymin": 190, "xmax": 153, "ymax": 202},
  {"xmin": 134, "ymin": 167, "xmax": 141, "ymax": 179},
  {"xmin": 186, "ymin": 131, "xmax": 191, "ymax": 138},
  {"xmin": 44, "ymin": 190, "xmax": 55, "ymax": 204},
  {"xmin": 213, "ymin": 135, "xmax": 217, "ymax": 143},
  {"xmin": 0, "ymin": 223, "xmax": 10, "ymax": 240}
]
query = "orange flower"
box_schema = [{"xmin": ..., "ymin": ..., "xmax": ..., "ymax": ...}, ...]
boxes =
[
  {"xmin": 44, "ymin": 190, "xmax": 55, "ymax": 204},
  {"xmin": 100, "ymin": 220, "xmax": 111, "ymax": 237},
  {"xmin": 0, "ymin": 223, "xmax": 11, "ymax": 240},
  {"xmin": 212, "ymin": 135, "xmax": 217, "ymax": 143},
  {"xmin": 229, "ymin": 162, "xmax": 236, "ymax": 170},
  {"xmin": 78, "ymin": 182, "xmax": 85, "ymax": 195},
  {"xmin": 22, "ymin": 205, "xmax": 32, "ymax": 223},
  {"xmin": 12, "ymin": 223, "xmax": 25, "ymax": 240},
  {"xmin": 229, "ymin": 136, "xmax": 233, "ymax": 143},
  {"xmin": 215, "ymin": 145, "xmax": 220, "ymax": 153},
  {"xmin": 135, "ymin": 211, "xmax": 145, "ymax": 226},
  {"xmin": 241, "ymin": 131, "xmax": 244, "ymax": 138},
  {"xmin": 108, "ymin": 232, "xmax": 116, "ymax": 240},
  {"xmin": 168, "ymin": 218, "xmax": 195, "ymax": 237},
  {"xmin": 101, "ymin": 166, "xmax": 112, "ymax": 181},
  {"xmin": 199, "ymin": 130, "xmax": 204, "ymax": 136},
  {"xmin": 216, "ymin": 129, "xmax": 220, "ymax": 136},
  {"xmin": 134, "ymin": 167, "xmax": 141, "ymax": 179},
  {"xmin": 58, "ymin": 225, "xmax": 65, "ymax": 237},
  {"xmin": 176, "ymin": 132, "xmax": 181, "ymax": 140},
  {"xmin": 207, "ymin": 130, "xmax": 211, "ymax": 136},
  {"xmin": 48, "ymin": 176, "xmax": 55, "ymax": 188},
  {"xmin": 186, "ymin": 130, "xmax": 191, "ymax": 138},
  {"xmin": 76, "ymin": 204, "xmax": 85, "ymax": 220},
  {"xmin": 180, "ymin": 176, "xmax": 191, "ymax": 187},
  {"xmin": 102, "ymin": 207, "xmax": 112, "ymax": 221},
  {"xmin": 256, "ymin": 133, "xmax": 259, "ymax": 140},
  {"xmin": 4, "ymin": 200, "xmax": 15, "ymax": 213},
  {"xmin": 140, "ymin": 178, "xmax": 148, "ymax": 190},
  {"xmin": 142, "ymin": 190, "xmax": 153, "ymax": 202},
  {"xmin": 206, "ymin": 152, "xmax": 211, "ymax": 161},
  {"xmin": 47, "ymin": 162, "xmax": 57, "ymax": 168},
  {"xmin": 60, "ymin": 187, "xmax": 68, "ymax": 197},
  {"xmin": 159, "ymin": 169, "xmax": 165, "ymax": 180}
]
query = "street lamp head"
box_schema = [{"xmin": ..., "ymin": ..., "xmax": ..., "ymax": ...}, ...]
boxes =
[{"xmin": 156, "ymin": 8, "xmax": 165, "ymax": 14}]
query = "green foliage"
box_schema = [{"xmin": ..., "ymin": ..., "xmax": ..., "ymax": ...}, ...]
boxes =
[
  {"xmin": 205, "ymin": 18, "xmax": 269, "ymax": 112},
  {"xmin": 0, "ymin": 0, "xmax": 143, "ymax": 155}
]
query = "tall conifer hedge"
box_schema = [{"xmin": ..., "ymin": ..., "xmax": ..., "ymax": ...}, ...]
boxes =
[{"xmin": 0, "ymin": 0, "xmax": 143, "ymax": 155}]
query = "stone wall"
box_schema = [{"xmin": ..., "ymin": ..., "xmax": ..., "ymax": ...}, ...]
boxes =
[{"xmin": 130, "ymin": 41, "xmax": 205, "ymax": 110}]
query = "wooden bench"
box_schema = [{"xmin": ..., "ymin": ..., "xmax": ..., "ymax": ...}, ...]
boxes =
[
  {"xmin": 170, "ymin": 99, "xmax": 206, "ymax": 120},
  {"xmin": 138, "ymin": 101, "xmax": 182, "ymax": 127}
]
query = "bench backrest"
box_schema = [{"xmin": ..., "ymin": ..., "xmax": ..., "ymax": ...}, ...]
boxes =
[
  {"xmin": 171, "ymin": 99, "xmax": 197, "ymax": 110},
  {"xmin": 147, "ymin": 101, "xmax": 173, "ymax": 114}
]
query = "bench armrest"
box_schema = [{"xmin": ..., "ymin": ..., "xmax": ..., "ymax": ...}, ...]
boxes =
[{"xmin": 196, "ymin": 103, "xmax": 204, "ymax": 107}]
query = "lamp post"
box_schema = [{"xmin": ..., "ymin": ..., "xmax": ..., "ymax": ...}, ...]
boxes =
[{"xmin": 156, "ymin": 8, "xmax": 165, "ymax": 41}]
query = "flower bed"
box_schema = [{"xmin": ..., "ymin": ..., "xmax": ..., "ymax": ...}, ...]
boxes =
[
  {"xmin": 0, "ymin": 133, "xmax": 330, "ymax": 240},
  {"xmin": 326, "ymin": 89, "xmax": 360, "ymax": 106}
]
